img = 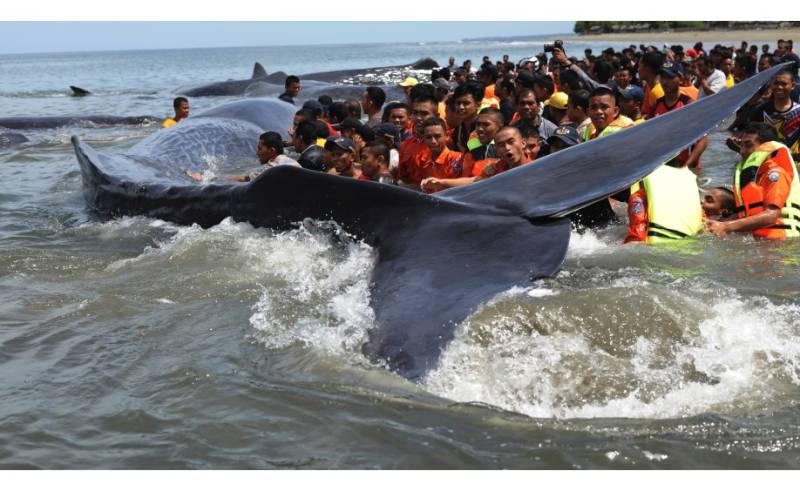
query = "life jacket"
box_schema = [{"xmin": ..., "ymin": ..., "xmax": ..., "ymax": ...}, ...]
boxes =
[
  {"xmin": 582, "ymin": 115, "xmax": 634, "ymax": 141},
  {"xmin": 631, "ymin": 165, "xmax": 703, "ymax": 244},
  {"xmin": 733, "ymin": 141, "xmax": 800, "ymax": 239}
]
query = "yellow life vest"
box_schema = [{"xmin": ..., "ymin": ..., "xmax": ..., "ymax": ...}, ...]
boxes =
[
  {"xmin": 162, "ymin": 118, "xmax": 177, "ymax": 128},
  {"xmin": 733, "ymin": 141, "xmax": 800, "ymax": 239},
  {"xmin": 582, "ymin": 115, "xmax": 634, "ymax": 141},
  {"xmin": 634, "ymin": 165, "xmax": 703, "ymax": 244}
]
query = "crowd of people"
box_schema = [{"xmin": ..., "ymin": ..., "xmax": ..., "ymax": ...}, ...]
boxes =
[{"xmin": 176, "ymin": 37, "xmax": 800, "ymax": 243}]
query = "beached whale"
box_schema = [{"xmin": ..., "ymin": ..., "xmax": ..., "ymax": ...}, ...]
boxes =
[
  {"xmin": 0, "ymin": 115, "xmax": 158, "ymax": 130},
  {"xmin": 178, "ymin": 58, "xmax": 439, "ymax": 98},
  {"xmin": 0, "ymin": 131, "xmax": 29, "ymax": 149},
  {"xmin": 178, "ymin": 62, "xmax": 269, "ymax": 97},
  {"xmin": 72, "ymin": 65, "xmax": 783, "ymax": 380}
]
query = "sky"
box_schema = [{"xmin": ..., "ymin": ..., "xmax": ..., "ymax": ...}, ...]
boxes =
[{"xmin": 0, "ymin": 22, "xmax": 575, "ymax": 55}]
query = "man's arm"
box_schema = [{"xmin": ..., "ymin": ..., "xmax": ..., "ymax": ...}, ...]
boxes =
[
  {"xmin": 684, "ymin": 136, "xmax": 708, "ymax": 168},
  {"xmin": 420, "ymin": 176, "xmax": 476, "ymax": 192},
  {"xmin": 705, "ymin": 207, "xmax": 781, "ymax": 235}
]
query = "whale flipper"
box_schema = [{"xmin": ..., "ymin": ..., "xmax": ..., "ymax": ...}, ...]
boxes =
[
  {"xmin": 252, "ymin": 62, "xmax": 267, "ymax": 79},
  {"xmin": 70, "ymin": 85, "xmax": 91, "ymax": 96}
]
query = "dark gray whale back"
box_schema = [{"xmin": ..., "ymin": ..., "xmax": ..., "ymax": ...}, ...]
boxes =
[
  {"xmin": 178, "ymin": 62, "xmax": 270, "ymax": 97},
  {"xmin": 72, "ymin": 65, "xmax": 784, "ymax": 380},
  {"xmin": 0, "ymin": 115, "xmax": 158, "ymax": 130},
  {"xmin": 0, "ymin": 131, "xmax": 29, "ymax": 149}
]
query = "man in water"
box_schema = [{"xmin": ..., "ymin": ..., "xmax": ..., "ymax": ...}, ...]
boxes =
[
  {"xmin": 162, "ymin": 97, "xmax": 189, "ymax": 128},
  {"xmin": 748, "ymin": 68, "xmax": 800, "ymax": 160},
  {"xmin": 701, "ymin": 187, "xmax": 736, "ymax": 220},
  {"xmin": 325, "ymin": 137, "xmax": 360, "ymax": 178},
  {"xmin": 279, "ymin": 75, "xmax": 301, "ymax": 105},
  {"xmin": 292, "ymin": 120, "xmax": 325, "ymax": 172},
  {"xmin": 707, "ymin": 123, "xmax": 800, "ymax": 239},
  {"xmin": 186, "ymin": 131, "xmax": 298, "ymax": 182}
]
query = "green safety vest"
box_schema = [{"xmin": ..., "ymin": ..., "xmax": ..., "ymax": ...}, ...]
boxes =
[
  {"xmin": 733, "ymin": 141, "xmax": 800, "ymax": 238},
  {"xmin": 633, "ymin": 165, "xmax": 703, "ymax": 244}
]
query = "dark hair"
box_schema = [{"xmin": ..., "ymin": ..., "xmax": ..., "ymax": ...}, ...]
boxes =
[
  {"xmin": 344, "ymin": 99, "xmax": 362, "ymax": 119},
  {"xmin": 568, "ymin": 89, "xmax": 590, "ymax": 111},
  {"xmin": 285, "ymin": 75, "xmax": 300, "ymax": 87},
  {"xmin": 328, "ymin": 102, "xmax": 348, "ymax": 123},
  {"xmin": 477, "ymin": 107, "xmax": 504, "ymax": 125},
  {"xmin": 594, "ymin": 60, "xmax": 614, "ymax": 83},
  {"xmin": 532, "ymin": 75, "xmax": 555, "ymax": 94},
  {"xmin": 759, "ymin": 53, "xmax": 775, "ymax": 67},
  {"xmin": 173, "ymin": 96, "xmax": 188, "ymax": 109},
  {"xmin": 742, "ymin": 122, "xmax": 778, "ymax": 143},
  {"xmin": 364, "ymin": 141, "xmax": 390, "ymax": 163},
  {"xmin": 295, "ymin": 108, "xmax": 316, "ymax": 122},
  {"xmin": 313, "ymin": 120, "xmax": 329, "ymax": 139},
  {"xmin": 410, "ymin": 83, "xmax": 437, "ymax": 104},
  {"xmin": 517, "ymin": 122, "xmax": 539, "ymax": 139},
  {"xmin": 590, "ymin": 86, "xmax": 617, "ymax": 105},
  {"xmin": 382, "ymin": 102, "xmax": 409, "ymax": 122},
  {"xmin": 438, "ymin": 67, "xmax": 451, "ymax": 81},
  {"xmin": 558, "ymin": 69, "xmax": 583, "ymax": 92},
  {"xmin": 498, "ymin": 76, "xmax": 517, "ymax": 98},
  {"xmin": 735, "ymin": 55, "xmax": 756, "ymax": 77},
  {"xmin": 259, "ymin": 131, "xmax": 284, "ymax": 155},
  {"xmin": 317, "ymin": 95, "xmax": 333, "ymax": 116},
  {"xmin": 422, "ymin": 117, "xmax": 447, "ymax": 131},
  {"xmin": 640, "ymin": 51, "xmax": 665, "ymax": 73},
  {"xmin": 516, "ymin": 87, "xmax": 537, "ymax": 101},
  {"xmin": 294, "ymin": 120, "xmax": 317, "ymax": 145},
  {"xmin": 364, "ymin": 86, "xmax": 386, "ymax": 109},
  {"xmin": 453, "ymin": 81, "xmax": 485, "ymax": 104},
  {"xmin": 775, "ymin": 67, "xmax": 796, "ymax": 80}
]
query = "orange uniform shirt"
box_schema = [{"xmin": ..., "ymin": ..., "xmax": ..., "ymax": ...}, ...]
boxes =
[
  {"xmin": 625, "ymin": 186, "xmax": 648, "ymax": 243},
  {"xmin": 397, "ymin": 136, "xmax": 430, "ymax": 185},
  {"xmin": 641, "ymin": 81, "xmax": 665, "ymax": 118},
  {"xmin": 757, "ymin": 159, "xmax": 793, "ymax": 210},
  {"xmin": 418, "ymin": 147, "xmax": 471, "ymax": 182}
]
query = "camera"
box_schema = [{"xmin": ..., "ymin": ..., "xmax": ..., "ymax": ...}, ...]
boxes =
[{"xmin": 544, "ymin": 40, "xmax": 563, "ymax": 53}]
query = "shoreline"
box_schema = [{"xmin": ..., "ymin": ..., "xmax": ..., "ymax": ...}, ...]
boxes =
[{"xmin": 561, "ymin": 29, "xmax": 800, "ymax": 43}]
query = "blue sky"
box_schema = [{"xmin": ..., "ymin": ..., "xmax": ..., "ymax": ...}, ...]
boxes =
[{"xmin": 0, "ymin": 22, "xmax": 575, "ymax": 55}]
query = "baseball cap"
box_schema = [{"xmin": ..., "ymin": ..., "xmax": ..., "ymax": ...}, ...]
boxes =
[
  {"xmin": 658, "ymin": 60, "xmax": 684, "ymax": 78},
  {"xmin": 432, "ymin": 78, "xmax": 452, "ymax": 91},
  {"xmin": 616, "ymin": 85, "xmax": 645, "ymax": 103},
  {"xmin": 374, "ymin": 123, "xmax": 400, "ymax": 140},
  {"xmin": 546, "ymin": 126, "xmax": 580, "ymax": 147},
  {"xmin": 332, "ymin": 117, "xmax": 375, "ymax": 141},
  {"xmin": 544, "ymin": 92, "xmax": 569, "ymax": 110},
  {"xmin": 324, "ymin": 136, "xmax": 356, "ymax": 153},
  {"xmin": 398, "ymin": 77, "xmax": 419, "ymax": 87},
  {"xmin": 302, "ymin": 99, "xmax": 323, "ymax": 115}
]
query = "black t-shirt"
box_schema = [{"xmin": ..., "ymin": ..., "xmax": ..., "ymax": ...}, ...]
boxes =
[{"xmin": 279, "ymin": 93, "xmax": 295, "ymax": 105}]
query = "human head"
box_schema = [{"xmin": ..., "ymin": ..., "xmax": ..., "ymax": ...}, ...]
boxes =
[
  {"xmin": 317, "ymin": 95, "xmax": 333, "ymax": 116},
  {"xmin": 546, "ymin": 125, "xmax": 580, "ymax": 153},
  {"xmin": 292, "ymin": 120, "xmax": 317, "ymax": 151},
  {"xmin": 477, "ymin": 65, "xmax": 499, "ymax": 87},
  {"xmin": 518, "ymin": 123, "xmax": 542, "ymax": 160},
  {"xmin": 448, "ymin": 56, "xmax": 455, "ymax": 66},
  {"xmin": 516, "ymin": 88, "xmax": 539, "ymax": 121},
  {"xmin": 411, "ymin": 96, "xmax": 439, "ymax": 137},
  {"xmin": 566, "ymin": 89, "xmax": 589, "ymax": 124},
  {"xmin": 701, "ymin": 187, "xmax": 736, "ymax": 218},
  {"xmin": 362, "ymin": 86, "xmax": 386, "ymax": 115},
  {"xmin": 734, "ymin": 55, "xmax": 756, "ymax": 80},
  {"xmin": 616, "ymin": 85, "xmax": 643, "ymax": 119},
  {"xmin": 422, "ymin": 117, "xmax": 449, "ymax": 156},
  {"xmin": 614, "ymin": 65, "xmax": 632, "ymax": 89},
  {"xmin": 256, "ymin": 131, "xmax": 284, "ymax": 164},
  {"xmin": 474, "ymin": 108, "xmax": 503, "ymax": 145},
  {"xmin": 638, "ymin": 51, "xmax": 665, "ymax": 81},
  {"xmin": 399, "ymin": 77, "xmax": 419, "ymax": 99},
  {"xmin": 383, "ymin": 102, "xmax": 410, "ymax": 132},
  {"xmin": 328, "ymin": 102, "xmax": 348, "ymax": 124},
  {"xmin": 740, "ymin": 123, "xmax": 778, "ymax": 159},
  {"xmin": 719, "ymin": 52, "xmax": 734, "ymax": 76},
  {"xmin": 494, "ymin": 126, "xmax": 526, "ymax": 167},
  {"xmin": 344, "ymin": 99, "xmax": 362, "ymax": 119},
  {"xmin": 452, "ymin": 82, "xmax": 483, "ymax": 123},
  {"xmin": 284, "ymin": 75, "xmax": 301, "ymax": 97},
  {"xmin": 324, "ymin": 137, "xmax": 357, "ymax": 175},
  {"xmin": 532, "ymin": 75, "xmax": 555, "ymax": 102},
  {"xmin": 336, "ymin": 117, "xmax": 374, "ymax": 143},
  {"xmin": 302, "ymin": 99, "xmax": 324, "ymax": 119},
  {"xmin": 588, "ymin": 86, "xmax": 619, "ymax": 132},
  {"xmin": 361, "ymin": 141, "xmax": 390, "ymax": 179},
  {"xmin": 432, "ymin": 78, "xmax": 452, "ymax": 101},
  {"xmin": 758, "ymin": 53, "xmax": 775, "ymax": 73},
  {"xmin": 776, "ymin": 39, "xmax": 788, "ymax": 57},
  {"xmin": 770, "ymin": 68, "xmax": 795, "ymax": 101},
  {"xmin": 658, "ymin": 60, "xmax": 683, "ymax": 94},
  {"xmin": 696, "ymin": 55, "xmax": 715, "ymax": 76},
  {"xmin": 593, "ymin": 60, "xmax": 614, "ymax": 84},
  {"xmin": 291, "ymin": 108, "xmax": 315, "ymax": 135},
  {"xmin": 173, "ymin": 97, "xmax": 189, "ymax": 119},
  {"xmin": 374, "ymin": 122, "xmax": 400, "ymax": 150}
]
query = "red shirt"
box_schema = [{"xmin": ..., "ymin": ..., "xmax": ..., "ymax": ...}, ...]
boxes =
[{"xmin": 648, "ymin": 93, "xmax": 699, "ymax": 168}]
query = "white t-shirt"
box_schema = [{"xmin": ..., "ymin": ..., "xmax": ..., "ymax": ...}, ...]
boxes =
[{"xmin": 698, "ymin": 69, "xmax": 726, "ymax": 99}]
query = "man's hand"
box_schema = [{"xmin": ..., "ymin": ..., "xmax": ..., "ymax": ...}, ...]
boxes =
[
  {"xmin": 705, "ymin": 218, "xmax": 729, "ymax": 236},
  {"xmin": 552, "ymin": 47, "xmax": 570, "ymax": 67},
  {"xmin": 185, "ymin": 170, "xmax": 204, "ymax": 182},
  {"xmin": 420, "ymin": 177, "xmax": 445, "ymax": 193}
]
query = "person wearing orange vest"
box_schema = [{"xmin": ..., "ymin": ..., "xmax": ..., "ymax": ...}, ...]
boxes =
[
  {"xmin": 419, "ymin": 117, "xmax": 471, "ymax": 193},
  {"xmin": 706, "ymin": 123, "xmax": 800, "ymax": 239},
  {"xmin": 396, "ymin": 94, "xmax": 437, "ymax": 188}
]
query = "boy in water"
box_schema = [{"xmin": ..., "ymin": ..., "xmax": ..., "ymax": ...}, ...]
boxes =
[
  {"xmin": 162, "ymin": 97, "xmax": 189, "ymax": 128},
  {"xmin": 701, "ymin": 187, "xmax": 736, "ymax": 220}
]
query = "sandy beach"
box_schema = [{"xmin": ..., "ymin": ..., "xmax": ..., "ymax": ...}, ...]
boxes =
[{"xmin": 562, "ymin": 28, "xmax": 800, "ymax": 44}]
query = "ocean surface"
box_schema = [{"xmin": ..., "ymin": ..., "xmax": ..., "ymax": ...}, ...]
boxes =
[{"xmin": 2, "ymin": 38, "xmax": 800, "ymax": 469}]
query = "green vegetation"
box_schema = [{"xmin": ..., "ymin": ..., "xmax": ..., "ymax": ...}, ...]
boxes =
[{"xmin": 574, "ymin": 21, "xmax": 799, "ymax": 34}]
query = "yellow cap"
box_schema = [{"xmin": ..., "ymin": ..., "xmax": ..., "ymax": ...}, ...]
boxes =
[
  {"xmin": 398, "ymin": 77, "xmax": 419, "ymax": 87},
  {"xmin": 544, "ymin": 92, "xmax": 569, "ymax": 110}
]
